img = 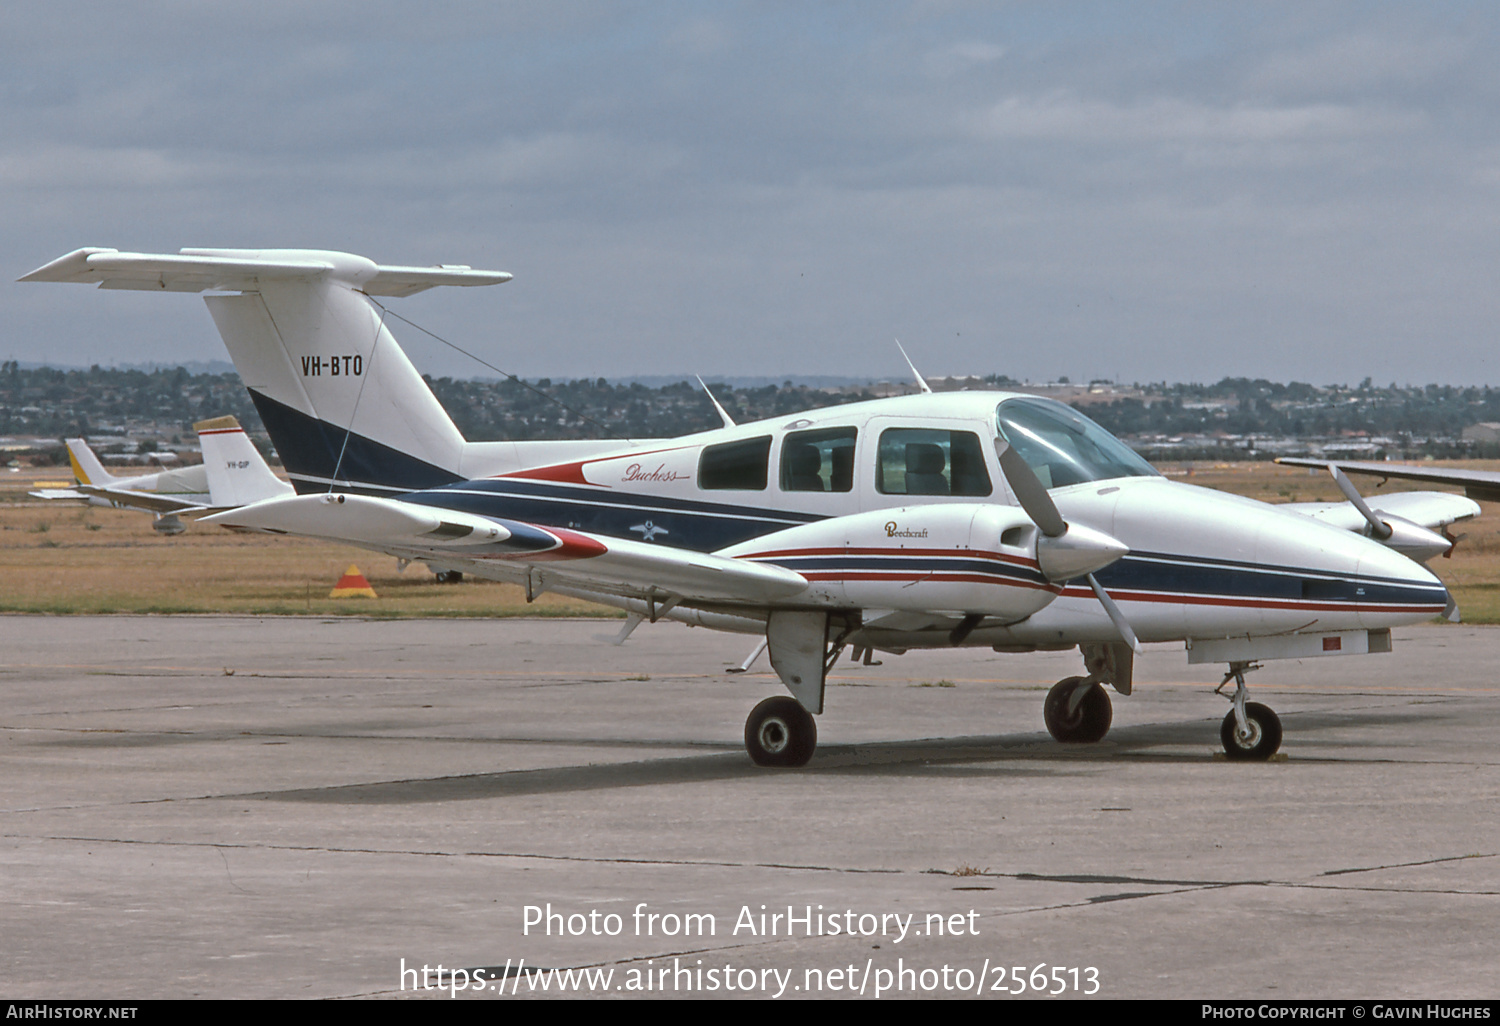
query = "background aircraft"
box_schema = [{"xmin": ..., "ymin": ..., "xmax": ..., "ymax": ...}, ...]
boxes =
[
  {"xmin": 22, "ymin": 247, "xmax": 1477, "ymax": 764},
  {"xmin": 31, "ymin": 415, "xmax": 292, "ymax": 533}
]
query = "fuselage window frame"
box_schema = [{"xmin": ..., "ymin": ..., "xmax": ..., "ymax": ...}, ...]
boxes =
[
  {"xmin": 698, "ymin": 435, "xmax": 773, "ymax": 491},
  {"xmin": 779, "ymin": 426, "xmax": 858, "ymax": 493},
  {"xmin": 874, "ymin": 427, "xmax": 993, "ymax": 497}
]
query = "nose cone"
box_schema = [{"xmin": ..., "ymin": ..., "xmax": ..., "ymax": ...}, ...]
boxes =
[
  {"xmin": 1347, "ymin": 524, "xmax": 1451, "ymax": 627},
  {"xmin": 1036, "ymin": 522, "xmax": 1129, "ymax": 582}
]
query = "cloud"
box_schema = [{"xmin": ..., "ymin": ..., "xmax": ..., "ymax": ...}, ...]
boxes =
[{"xmin": 965, "ymin": 93, "xmax": 1415, "ymax": 146}]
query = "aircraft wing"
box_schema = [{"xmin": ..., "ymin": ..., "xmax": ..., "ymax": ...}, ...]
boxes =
[
  {"xmin": 73, "ymin": 484, "xmax": 211, "ymax": 515},
  {"xmin": 200, "ymin": 493, "xmax": 811, "ymax": 606},
  {"xmin": 29, "ymin": 487, "xmax": 89, "ymax": 502},
  {"xmin": 1276, "ymin": 457, "xmax": 1500, "ymax": 502},
  {"xmin": 1280, "ymin": 491, "xmax": 1481, "ymax": 531}
]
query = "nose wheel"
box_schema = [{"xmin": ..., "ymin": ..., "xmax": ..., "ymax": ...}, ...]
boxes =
[
  {"xmin": 1220, "ymin": 702, "xmax": 1282, "ymax": 760},
  {"xmin": 1043, "ymin": 676, "xmax": 1113, "ymax": 743},
  {"xmin": 1216, "ymin": 662, "xmax": 1283, "ymax": 760},
  {"xmin": 744, "ymin": 696, "xmax": 817, "ymax": 767}
]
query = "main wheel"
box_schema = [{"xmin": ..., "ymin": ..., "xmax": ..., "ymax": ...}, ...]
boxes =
[
  {"xmin": 1220, "ymin": 702, "xmax": 1282, "ymax": 761},
  {"xmin": 1043, "ymin": 677, "xmax": 1112, "ymax": 743},
  {"xmin": 744, "ymin": 696, "xmax": 817, "ymax": 767}
]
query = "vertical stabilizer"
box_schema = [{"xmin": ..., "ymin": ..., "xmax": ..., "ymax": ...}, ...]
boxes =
[
  {"xmin": 195, "ymin": 416, "xmax": 294, "ymax": 507},
  {"xmin": 66, "ymin": 439, "xmax": 116, "ymax": 486},
  {"xmin": 20, "ymin": 247, "xmax": 513, "ymax": 496}
]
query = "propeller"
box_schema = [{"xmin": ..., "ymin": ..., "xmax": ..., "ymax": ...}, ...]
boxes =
[
  {"xmin": 1329, "ymin": 466, "xmax": 1392, "ymax": 540},
  {"xmin": 1327, "ymin": 465, "xmax": 1453, "ymax": 563},
  {"xmin": 995, "ymin": 440, "xmax": 1141, "ymax": 653}
]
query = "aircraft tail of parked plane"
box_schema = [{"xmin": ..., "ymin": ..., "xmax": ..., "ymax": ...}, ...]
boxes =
[
  {"xmin": 194, "ymin": 415, "xmax": 296, "ymax": 507},
  {"xmin": 65, "ymin": 436, "xmax": 116, "ymax": 487},
  {"xmin": 20, "ymin": 248, "xmax": 620, "ymax": 496}
]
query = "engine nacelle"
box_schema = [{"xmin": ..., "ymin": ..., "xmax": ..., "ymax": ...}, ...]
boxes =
[{"xmin": 724, "ymin": 504, "xmax": 1060, "ymax": 621}]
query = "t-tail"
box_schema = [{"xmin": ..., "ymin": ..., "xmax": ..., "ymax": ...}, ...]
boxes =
[{"xmin": 19, "ymin": 247, "xmax": 596, "ymax": 495}]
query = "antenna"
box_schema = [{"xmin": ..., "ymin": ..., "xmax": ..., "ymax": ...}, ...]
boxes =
[
  {"xmin": 894, "ymin": 339, "xmax": 932, "ymax": 394},
  {"xmin": 696, "ymin": 375, "xmax": 736, "ymax": 428}
]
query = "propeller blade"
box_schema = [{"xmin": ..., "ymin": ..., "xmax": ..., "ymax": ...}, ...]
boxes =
[
  {"xmin": 1087, "ymin": 573, "xmax": 1143, "ymax": 654},
  {"xmin": 1444, "ymin": 594, "xmax": 1461, "ymax": 623},
  {"xmin": 1328, "ymin": 466, "xmax": 1393, "ymax": 541},
  {"xmin": 996, "ymin": 441, "xmax": 1066, "ymax": 538}
]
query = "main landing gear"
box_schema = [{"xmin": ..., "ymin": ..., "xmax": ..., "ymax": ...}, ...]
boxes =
[
  {"xmin": 1043, "ymin": 677, "xmax": 1113, "ymax": 743},
  {"xmin": 1216, "ymin": 662, "xmax": 1282, "ymax": 761},
  {"xmin": 1042, "ymin": 641, "xmax": 1131, "ymax": 744},
  {"xmin": 744, "ymin": 696, "xmax": 818, "ymax": 768}
]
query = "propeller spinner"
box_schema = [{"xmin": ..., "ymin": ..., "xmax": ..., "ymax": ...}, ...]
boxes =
[{"xmin": 996, "ymin": 441, "xmax": 1141, "ymax": 653}]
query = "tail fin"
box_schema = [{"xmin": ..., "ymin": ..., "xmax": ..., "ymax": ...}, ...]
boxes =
[
  {"xmin": 22, "ymin": 247, "xmax": 512, "ymax": 495},
  {"xmin": 65, "ymin": 438, "xmax": 115, "ymax": 486},
  {"xmin": 194, "ymin": 416, "xmax": 294, "ymax": 507}
]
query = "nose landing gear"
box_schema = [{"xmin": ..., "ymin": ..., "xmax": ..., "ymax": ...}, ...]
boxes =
[{"xmin": 1216, "ymin": 662, "xmax": 1282, "ymax": 760}]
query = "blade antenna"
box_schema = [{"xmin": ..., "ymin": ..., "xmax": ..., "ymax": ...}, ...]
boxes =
[
  {"xmin": 894, "ymin": 339, "xmax": 932, "ymax": 394},
  {"xmin": 695, "ymin": 375, "xmax": 736, "ymax": 428}
]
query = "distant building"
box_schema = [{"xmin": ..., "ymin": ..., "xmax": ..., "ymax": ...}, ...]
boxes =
[{"xmin": 1462, "ymin": 422, "xmax": 1500, "ymax": 443}]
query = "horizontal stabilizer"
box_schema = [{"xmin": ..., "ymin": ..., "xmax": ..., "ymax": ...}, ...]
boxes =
[{"xmin": 19, "ymin": 247, "xmax": 512, "ymax": 295}]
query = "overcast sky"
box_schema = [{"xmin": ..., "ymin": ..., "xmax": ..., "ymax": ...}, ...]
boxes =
[{"xmin": 5, "ymin": 2, "xmax": 1500, "ymax": 385}]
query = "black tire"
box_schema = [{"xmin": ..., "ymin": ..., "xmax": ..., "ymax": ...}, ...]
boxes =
[
  {"xmin": 1221, "ymin": 702, "xmax": 1282, "ymax": 761},
  {"xmin": 744, "ymin": 696, "xmax": 817, "ymax": 767},
  {"xmin": 1043, "ymin": 677, "xmax": 1112, "ymax": 743},
  {"xmin": 435, "ymin": 570, "xmax": 464, "ymax": 584}
]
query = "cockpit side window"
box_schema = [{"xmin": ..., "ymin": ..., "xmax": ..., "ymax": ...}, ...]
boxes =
[
  {"xmin": 995, "ymin": 397, "xmax": 1158, "ymax": 489},
  {"xmin": 699, "ymin": 436, "xmax": 772, "ymax": 490},
  {"xmin": 780, "ymin": 427, "xmax": 857, "ymax": 492},
  {"xmin": 875, "ymin": 428, "xmax": 992, "ymax": 496}
]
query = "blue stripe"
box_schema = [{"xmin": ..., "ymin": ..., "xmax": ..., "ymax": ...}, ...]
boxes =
[{"xmin": 1095, "ymin": 553, "xmax": 1445, "ymax": 607}]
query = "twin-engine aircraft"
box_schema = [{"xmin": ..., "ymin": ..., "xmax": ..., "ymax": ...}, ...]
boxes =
[
  {"xmin": 31, "ymin": 416, "xmax": 292, "ymax": 533},
  {"xmin": 21, "ymin": 247, "xmax": 1479, "ymax": 764}
]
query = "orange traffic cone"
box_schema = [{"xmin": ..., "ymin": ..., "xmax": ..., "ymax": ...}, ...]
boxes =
[{"xmin": 329, "ymin": 564, "xmax": 378, "ymax": 599}]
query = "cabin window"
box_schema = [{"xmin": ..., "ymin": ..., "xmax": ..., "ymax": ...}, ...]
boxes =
[
  {"xmin": 780, "ymin": 427, "xmax": 857, "ymax": 492},
  {"xmin": 699, "ymin": 436, "xmax": 772, "ymax": 490},
  {"xmin": 875, "ymin": 428, "xmax": 992, "ymax": 496}
]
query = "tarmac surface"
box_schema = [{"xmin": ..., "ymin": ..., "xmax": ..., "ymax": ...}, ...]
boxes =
[{"xmin": 1, "ymin": 615, "xmax": 1496, "ymax": 1001}]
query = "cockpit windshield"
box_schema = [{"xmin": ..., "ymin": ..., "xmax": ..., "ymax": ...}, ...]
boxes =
[{"xmin": 995, "ymin": 397, "xmax": 1159, "ymax": 489}]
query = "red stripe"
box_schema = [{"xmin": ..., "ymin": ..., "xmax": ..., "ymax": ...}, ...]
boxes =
[{"xmin": 498, "ymin": 444, "xmax": 693, "ymax": 485}]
